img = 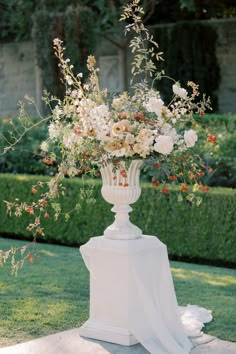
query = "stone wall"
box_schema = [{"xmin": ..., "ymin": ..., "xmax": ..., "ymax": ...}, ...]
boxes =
[
  {"xmin": 0, "ymin": 18, "xmax": 236, "ymax": 116},
  {"xmin": 0, "ymin": 41, "xmax": 41, "ymax": 117}
]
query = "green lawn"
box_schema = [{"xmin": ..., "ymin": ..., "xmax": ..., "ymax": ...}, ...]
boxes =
[{"xmin": 0, "ymin": 238, "xmax": 235, "ymax": 347}]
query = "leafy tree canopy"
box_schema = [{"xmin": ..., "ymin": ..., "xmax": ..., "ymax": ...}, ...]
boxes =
[{"xmin": 0, "ymin": 0, "xmax": 235, "ymax": 42}]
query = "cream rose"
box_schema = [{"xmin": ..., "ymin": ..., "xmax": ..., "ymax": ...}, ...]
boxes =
[
  {"xmin": 144, "ymin": 97, "xmax": 164, "ymax": 116},
  {"xmin": 184, "ymin": 129, "xmax": 198, "ymax": 147},
  {"xmin": 154, "ymin": 135, "xmax": 174, "ymax": 155},
  {"xmin": 112, "ymin": 120, "xmax": 130, "ymax": 136}
]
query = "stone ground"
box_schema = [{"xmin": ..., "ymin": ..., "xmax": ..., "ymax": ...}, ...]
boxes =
[{"xmin": 0, "ymin": 329, "xmax": 235, "ymax": 354}]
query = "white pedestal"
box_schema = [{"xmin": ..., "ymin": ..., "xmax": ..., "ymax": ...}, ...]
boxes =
[
  {"xmin": 79, "ymin": 236, "xmax": 141, "ymax": 346},
  {"xmin": 80, "ymin": 235, "xmax": 193, "ymax": 354}
]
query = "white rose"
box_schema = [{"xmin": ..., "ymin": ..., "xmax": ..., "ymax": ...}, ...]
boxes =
[
  {"xmin": 172, "ymin": 83, "xmax": 188, "ymax": 99},
  {"xmin": 154, "ymin": 135, "xmax": 174, "ymax": 155},
  {"xmin": 144, "ymin": 97, "xmax": 164, "ymax": 116},
  {"xmin": 184, "ymin": 129, "xmax": 198, "ymax": 147}
]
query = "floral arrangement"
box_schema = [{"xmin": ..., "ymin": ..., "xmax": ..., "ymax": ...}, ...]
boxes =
[{"xmin": 1, "ymin": 0, "xmax": 216, "ymax": 273}]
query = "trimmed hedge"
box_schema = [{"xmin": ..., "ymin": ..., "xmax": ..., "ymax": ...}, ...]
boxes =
[{"xmin": 0, "ymin": 174, "xmax": 235, "ymax": 266}]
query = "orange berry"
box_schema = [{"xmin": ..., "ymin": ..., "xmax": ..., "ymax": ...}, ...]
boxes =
[
  {"xmin": 26, "ymin": 207, "xmax": 34, "ymax": 215},
  {"xmin": 181, "ymin": 185, "xmax": 188, "ymax": 192},
  {"xmin": 152, "ymin": 180, "xmax": 160, "ymax": 187},
  {"xmin": 207, "ymin": 133, "xmax": 216, "ymax": 144},
  {"xmin": 36, "ymin": 228, "xmax": 43, "ymax": 234},
  {"xmin": 160, "ymin": 188, "xmax": 169, "ymax": 194}
]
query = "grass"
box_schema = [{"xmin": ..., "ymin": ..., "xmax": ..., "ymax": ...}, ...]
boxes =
[{"xmin": 0, "ymin": 238, "xmax": 235, "ymax": 347}]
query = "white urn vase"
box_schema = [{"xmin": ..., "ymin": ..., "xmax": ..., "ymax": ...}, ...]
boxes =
[{"xmin": 100, "ymin": 160, "xmax": 143, "ymax": 240}]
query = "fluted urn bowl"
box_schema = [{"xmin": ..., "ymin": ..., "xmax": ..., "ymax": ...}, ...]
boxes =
[{"xmin": 100, "ymin": 160, "xmax": 143, "ymax": 240}]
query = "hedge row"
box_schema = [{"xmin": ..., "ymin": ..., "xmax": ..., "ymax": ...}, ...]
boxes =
[{"xmin": 0, "ymin": 174, "xmax": 235, "ymax": 266}]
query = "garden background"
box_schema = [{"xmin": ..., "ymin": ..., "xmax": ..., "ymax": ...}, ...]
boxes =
[{"xmin": 0, "ymin": 0, "xmax": 236, "ymax": 348}]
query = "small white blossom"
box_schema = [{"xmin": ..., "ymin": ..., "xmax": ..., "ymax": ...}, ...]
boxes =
[
  {"xmin": 65, "ymin": 75, "xmax": 73, "ymax": 85},
  {"xmin": 90, "ymin": 105, "xmax": 109, "ymax": 119},
  {"xmin": 172, "ymin": 83, "xmax": 188, "ymax": 99},
  {"xmin": 40, "ymin": 141, "xmax": 49, "ymax": 152},
  {"xmin": 63, "ymin": 133, "xmax": 80, "ymax": 148},
  {"xmin": 48, "ymin": 122, "xmax": 61, "ymax": 141}
]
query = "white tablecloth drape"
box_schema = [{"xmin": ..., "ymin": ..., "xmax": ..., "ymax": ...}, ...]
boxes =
[{"xmin": 80, "ymin": 235, "xmax": 212, "ymax": 354}]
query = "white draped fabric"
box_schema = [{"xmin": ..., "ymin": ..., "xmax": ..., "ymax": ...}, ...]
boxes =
[{"xmin": 80, "ymin": 235, "xmax": 212, "ymax": 354}]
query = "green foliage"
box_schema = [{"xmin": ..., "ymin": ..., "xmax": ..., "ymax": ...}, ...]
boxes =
[
  {"xmin": 136, "ymin": 184, "xmax": 236, "ymax": 266},
  {"xmin": 0, "ymin": 0, "xmax": 36, "ymax": 42},
  {"xmin": 0, "ymin": 118, "xmax": 53, "ymax": 175},
  {"xmin": 0, "ymin": 174, "xmax": 235, "ymax": 266},
  {"xmin": 147, "ymin": 0, "xmax": 236, "ymax": 24},
  {"xmin": 196, "ymin": 114, "xmax": 236, "ymax": 188},
  {"xmin": 153, "ymin": 22, "xmax": 220, "ymax": 110}
]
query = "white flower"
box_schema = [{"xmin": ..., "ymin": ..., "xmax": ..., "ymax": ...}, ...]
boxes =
[
  {"xmin": 53, "ymin": 38, "xmax": 62, "ymax": 46},
  {"xmin": 172, "ymin": 83, "xmax": 188, "ymax": 99},
  {"xmin": 136, "ymin": 129, "xmax": 153, "ymax": 143},
  {"xmin": 184, "ymin": 129, "xmax": 198, "ymax": 147},
  {"xmin": 154, "ymin": 135, "xmax": 174, "ymax": 155},
  {"xmin": 63, "ymin": 133, "xmax": 80, "ymax": 148},
  {"xmin": 111, "ymin": 148, "xmax": 127, "ymax": 157},
  {"xmin": 90, "ymin": 104, "xmax": 109, "ymax": 119},
  {"xmin": 53, "ymin": 105, "xmax": 64, "ymax": 119},
  {"xmin": 112, "ymin": 120, "xmax": 130, "ymax": 136},
  {"xmin": 96, "ymin": 125, "xmax": 111, "ymax": 141},
  {"xmin": 65, "ymin": 75, "xmax": 73, "ymax": 85},
  {"xmin": 161, "ymin": 124, "xmax": 180, "ymax": 143},
  {"xmin": 40, "ymin": 141, "xmax": 49, "ymax": 152},
  {"xmin": 48, "ymin": 122, "xmax": 61, "ymax": 141},
  {"xmin": 125, "ymin": 133, "xmax": 135, "ymax": 145},
  {"xmin": 133, "ymin": 143, "xmax": 150, "ymax": 158},
  {"xmin": 144, "ymin": 97, "xmax": 164, "ymax": 116}
]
